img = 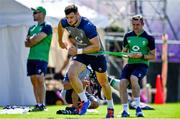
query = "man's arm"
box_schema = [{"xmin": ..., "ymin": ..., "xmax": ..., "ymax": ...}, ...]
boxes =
[
  {"xmin": 68, "ymin": 36, "xmax": 100, "ymax": 56},
  {"xmin": 145, "ymin": 36, "xmax": 156, "ymax": 60},
  {"xmin": 25, "ymin": 24, "xmax": 52, "ymax": 47},
  {"xmin": 81, "ymin": 36, "xmax": 100, "ymax": 53},
  {"xmin": 127, "ymin": 49, "xmax": 156, "ymax": 60},
  {"xmin": 58, "ymin": 21, "xmax": 66, "ymax": 49},
  {"xmin": 122, "ymin": 47, "xmax": 128, "ymax": 52},
  {"xmin": 144, "ymin": 49, "xmax": 156, "ymax": 60},
  {"xmin": 25, "ymin": 32, "xmax": 47, "ymax": 47}
]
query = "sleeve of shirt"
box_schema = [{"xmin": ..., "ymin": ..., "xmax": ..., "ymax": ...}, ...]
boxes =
[
  {"xmin": 123, "ymin": 34, "xmax": 128, "ymax": 48},
  {"xmin": 84, "ymin": 23, "xmax": 98, "ymax": 39},
  {"xmin": 148, "ymin": 35, "xmax": 155, "ymax": 50},
  {"xmin": 41, "ymin": 24, "xmax": 53, "ymax": 36},
  {"xmin": 61, "ymin": 18, "xmax": 67, "ymax": 28}
]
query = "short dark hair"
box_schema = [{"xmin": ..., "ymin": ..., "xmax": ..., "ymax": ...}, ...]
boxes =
[
  {"xmin": 131, "ymin": 14, "xmax": 144, "ymax": 23},
  {"xmin": 64, "ymin": 4, "xmax": 78, "ymax": 15}
]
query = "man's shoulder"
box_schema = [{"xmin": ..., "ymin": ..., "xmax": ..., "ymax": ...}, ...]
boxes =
[
  {"xmin": 143, "ymin": 31, "xmax": 155, "ymax": 40},
  {"xmin": 42, "ymin": 22, "xmax": 52, "ymax": 28},
  {"xmin": 80, "ymin": 17, "xmax": 96, "ymax": 32},
  {"xmin": 61, "ymin": 17, "xmax": 67, "ymax": 21},
  {"xmin": 81, "ymin": 17, "xmax": 95, "ymax": 27},
  {"xmin": 40, "ymin": 22, "xmax": 53, "ymax": 35},
  {"xmin": 60, "ymin": 18, "xmax": 68, "ymax": 27},
  {"xmin": 81, "ymin": 17, "xmax": 90, "ymax": 23}
]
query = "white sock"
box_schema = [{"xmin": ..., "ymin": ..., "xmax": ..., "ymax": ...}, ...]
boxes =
[
  {"xmin": 123, "ymin": 103, "xmax": 128, "ymax": 112},
  {"xmin": 37, "ymin": 103, "xmax": 42, "ymax": 106},
  {"xmin": 78, "ymin": 90, "xmax": 88, "ymax": 102},
  {"xmin": 134, "ymin": 97, "xmax": 140, "ymax": 108},
  {"xmin": 107, "ymin": 99, "xmax": 114, "ymax": 109}
]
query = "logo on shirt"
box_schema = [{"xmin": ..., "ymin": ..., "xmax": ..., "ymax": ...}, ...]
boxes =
[
  {"xmin": 132, "ymin": 45, "xmax": 140, "ymax": 52},
  {"xmin": 75, "ymin": 36, "xmax": 83, "ymax": 43},
  {"xmin": 98, "ymin": 68, "xmax": 102, "ymax": 72},
  {"xmin": 138, "ymin": 73, "xmax": 142, "ymax": 78},
  {"xmin": 38, "ymin": 69, "xmax": 42, "ymax": 74}
]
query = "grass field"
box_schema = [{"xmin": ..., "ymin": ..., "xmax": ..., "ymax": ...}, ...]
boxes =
[{"xmin": 0, "ymin": 103, "xmax": 180, "ymax": 119}]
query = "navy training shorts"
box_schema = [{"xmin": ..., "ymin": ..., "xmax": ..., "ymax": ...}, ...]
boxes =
[
  {"xmin": 27, "ymin": 59, "xmax": 48, "ymax": 76},
  {"xmin": 120, "ymin": 63, "xmax": 148, "ymax": 80},
  {"xmin": 72, "ymin": 54, "xmax": 107, "ymax": 73}
]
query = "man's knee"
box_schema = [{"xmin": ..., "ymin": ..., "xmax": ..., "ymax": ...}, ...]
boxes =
[
  {"xmin": 120, "ymin": 79, "xmax": 128, "ymax": 88},
  {"xmin": 99, "ymin": 80, "xmax": 109, "ymax": 87},
  {"xmin": 130, "ymin": 75, "xmax": 139, "ymax": 87},
  {"xmin": 96, "ymin": 72, "xmax": 109, "ymax": 87}
]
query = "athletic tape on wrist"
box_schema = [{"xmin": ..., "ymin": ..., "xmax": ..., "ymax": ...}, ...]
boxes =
[{"xmin": 77, "ymin": 48, "xmax": 83, "ymax": 54}]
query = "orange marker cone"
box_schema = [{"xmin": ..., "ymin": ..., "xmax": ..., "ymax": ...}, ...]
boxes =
[{"xmin": 154, "ymin": 74, "xmax": 164, "ymax": 104}]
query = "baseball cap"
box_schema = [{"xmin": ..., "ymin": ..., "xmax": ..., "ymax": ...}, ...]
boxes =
[{"xmin": 31, "ymin": 6, "xmax": 46, "ymax": 15}]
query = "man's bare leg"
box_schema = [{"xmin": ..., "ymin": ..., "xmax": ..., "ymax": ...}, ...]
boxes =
[
  {"xmin": 67, "ymin": 60, "xmax": 90, "ymax": 115},
  {"xmin": 119, "ymin": 79, "xmax": 130, "ymax": 117},
  {"xmin": 96, "ymin": 72, "xmax": 114, "ymax": 118}
]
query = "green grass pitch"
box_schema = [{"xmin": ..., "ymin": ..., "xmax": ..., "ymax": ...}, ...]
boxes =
[{"xmin": 0, "ymin": 103, "xmax": 180, "ymax": 119}]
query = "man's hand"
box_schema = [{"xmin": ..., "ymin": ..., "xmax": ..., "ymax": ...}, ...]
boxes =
[
  {"xmin": 25, "ymin": 40, "xmax": 32, "ymax": 47},
  {"xmin": 26, "ymin": 36, "xmax": 31, "ymax": 41},
  {"xmin": 67, "ymin": 46, "xmax": 77, "ymax": 56},
  {"xmin": 25, "ymin": 36, "xmax": 32, "ymax": 47},
  {"xmin": 128, "ymin": 52, "xmax": 143, "ymax": 59}
]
